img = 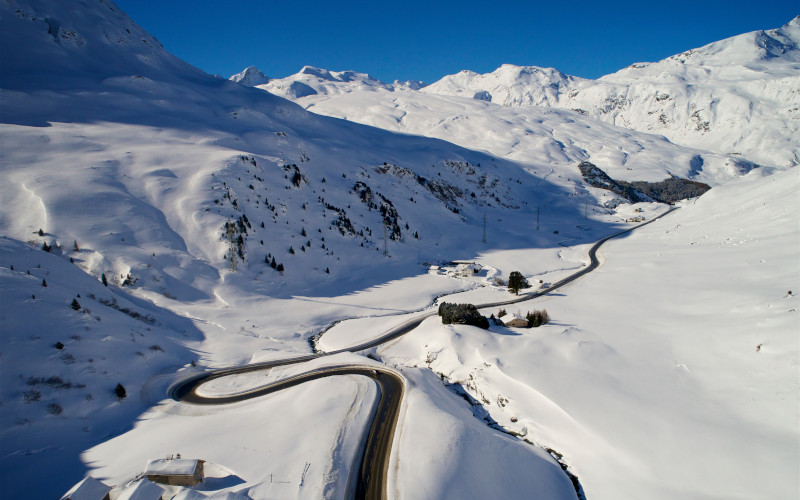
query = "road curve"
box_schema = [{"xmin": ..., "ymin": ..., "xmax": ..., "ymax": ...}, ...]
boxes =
[
  {"xmin": 332, "ymin": 207, "xmax": 678, "ymax": 352},
  {"xmin": 170, "ymin": 364, "xmax": 403, "ymax": 500},
  {"xmin": 170, "ymin": 209, "xmax": 675, "ymax": 499}
]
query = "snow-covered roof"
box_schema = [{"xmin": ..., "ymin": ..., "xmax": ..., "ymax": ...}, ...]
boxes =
[
  {"xmin": 499, "ymin": 312, "xmax": 527, "ymax": 324},
  {"xmin": 61, "ymin": 476, "xmax": 111, "ymax": 500},
  {"xmin": 116, "ymin": 479, "xmax": 164, "ymax": 500},
  {"xmin": 144, "ymin": 458, "xmax": 200, "ymax": 476},
  {"xmin": 172, "ymin": 490, "xmax": 250, "ymax": 500}
]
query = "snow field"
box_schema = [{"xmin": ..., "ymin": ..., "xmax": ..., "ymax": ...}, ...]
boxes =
[
  {"xmin": 2, "ymin": 1, "xmax": 797, "ymax": 498},
  {"xmin": 379, "ymin": 167, "xmax": 800, "ymax": 499},
  {"xmin": 85, "ymin": 367, "xmax": 379, "ymax": 499}
]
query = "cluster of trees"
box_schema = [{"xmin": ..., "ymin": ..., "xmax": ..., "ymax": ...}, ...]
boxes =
[
  {"xmin": 264, "ymin": 253, "xmax": 284, "ymax": 272},
  {"xmin": 495, "ymin": 307, "xmax": 551, "ymax": 328},
  {"xmin": 578, "ymin": 161, "xmax": 711, "ymax": 204},
  {"xmin": 438, "ymin": 302, "xmax": 489, "ymax": 329},
  {"xmin": 618, "ymin": 178, "xmax": 711, "ymax": 203},
  {"xmin": 526, "ymin": 309, "xmax": 550, "ymax": 327}
]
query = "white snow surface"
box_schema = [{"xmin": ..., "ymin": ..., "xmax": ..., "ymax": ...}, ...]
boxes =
[
  {"xmin": 421, "ymin": 17, "xmax": 800, "ymax": 169},
  {"xmin": 278, "ymin": 82, "xmax": 752, "ymax": 186},
  {"xmin": 1, "ymin": 1, "xmax": 798, "ymax": 499},
  {"xmin": 379, "ymin": 167, "xmax": 800, "ymax": 500}
]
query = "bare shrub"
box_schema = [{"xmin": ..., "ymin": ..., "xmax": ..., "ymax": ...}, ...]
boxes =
[{"xmin": 526, "ymin": 309, "xmax": 551, "ymax": 327}]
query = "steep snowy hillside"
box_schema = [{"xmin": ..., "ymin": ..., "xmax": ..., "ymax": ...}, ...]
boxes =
[{"xmin": 421, "ymin": 17, "xmax": 800, "ymax": 168}]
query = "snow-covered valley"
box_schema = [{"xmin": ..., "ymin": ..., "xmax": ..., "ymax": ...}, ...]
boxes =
[{"xmin": 0, "ymin": 1, "xmax": 797, "ymax": 499}]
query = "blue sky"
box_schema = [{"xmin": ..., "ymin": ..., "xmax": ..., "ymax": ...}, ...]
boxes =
[{"xmin": 116, "ymin": 0, "xmax": 798, "ymax": 83}]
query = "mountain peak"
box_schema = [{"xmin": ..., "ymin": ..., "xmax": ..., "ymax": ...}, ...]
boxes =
[
  {"xmin": 421, "ymin": 64, "xmax": 586, "ymax": 107},
  {"xmin": 258, "ymin": 66, "xmax": 394, "ymax": 99},
  {"xmin": 230, "ymin": 65, "xmax": 270, "ymax": 86}
]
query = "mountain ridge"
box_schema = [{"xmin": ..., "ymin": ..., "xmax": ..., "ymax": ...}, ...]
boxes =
[{"xmin": 237, "ymin": 16, "xmax": 799, "ymax": 168}]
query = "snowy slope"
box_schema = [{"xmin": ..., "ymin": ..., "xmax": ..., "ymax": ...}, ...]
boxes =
[
  {"xmin": 0, "ymin": 0, "xmax": 593, "ymax": 498},
  {"xmin": 2, "ymin": 1, "xmax": 797, "ymax": 499},
  {"xmin": 421, "ymin": 17, "xmax": 800, "ymax": 168},
  {"xmin": 378, "ymin": 166, "xmax": 800, "ymax": 500},
  {"xmin": 274, "ymin": 80, "xmax": 755, "ymax": 186}
]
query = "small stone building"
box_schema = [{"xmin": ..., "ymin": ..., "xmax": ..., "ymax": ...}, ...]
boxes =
[
  {"xmin": 499, "ymin": 313, "xmax": 528, "ymax": 328},
  {"xmin": 144, "ymin": 458, "xmax": 205, "ymax": 487}
]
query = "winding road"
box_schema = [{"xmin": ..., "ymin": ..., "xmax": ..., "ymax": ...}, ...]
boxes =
[{"xmin": 170, "ymin": 208, "xmax": 675, "ymax": 499}]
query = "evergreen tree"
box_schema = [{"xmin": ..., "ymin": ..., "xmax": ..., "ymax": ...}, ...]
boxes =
[
  {"xmin": 41, "ymin": 279, "xmax": 47, "ymax": 287},
  {"xmin": 508, "ymin": 271, "xmax": 529, "ymax": 295},
  {"xmin": 71, "ymin": 298, "xmax": 81, "ymax": 310},
  {"xmin": 270, "ymin": 257, "xmax": 277, "ymax": 269},
  {"xmin": 101, "ymin": 273, "xmax": 108, "ymax": 286},
  {"xmin": 114, "ymin": 383, "xmax": 127, "ymax": 400},
  {"xmin": 276, "ymin": 263, "xmax": 284, "ymax": 272},
  {"xmin": 38, "ymin": 228, "xmax": 44, "ymax": 236}
]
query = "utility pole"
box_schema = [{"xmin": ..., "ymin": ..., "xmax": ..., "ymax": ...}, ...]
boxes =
[{"xmin": 482, "ymin": 213, "xmax": 487, "ymax": 243}]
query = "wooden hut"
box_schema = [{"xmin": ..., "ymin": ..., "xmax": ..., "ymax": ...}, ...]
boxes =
[
  {"xmin": 499, "ymin": 313, "xmax": 528, "ymax": 328},
  {"xmin": 144, "ymin": 458, "xmax": 205, "ymax": 487}
]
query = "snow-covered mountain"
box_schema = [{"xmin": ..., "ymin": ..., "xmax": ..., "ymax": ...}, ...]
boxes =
[
  {"xmin": 236, "ymin": 65, "xmax": 426, "ymax": 98},
  {"xmin": 2, "ymin": 1, "xmax": 798, "ymax": 499},
  {"xmin": 230, "ymin": 65, "xmax": 270, "ymax": 86},
  {"xmin": 255, "ymin": 65, "xmax": 396, "ymax": 98},
  {"xmin": 422, "ymin": 64, "xmax": 591, "ymax": 106},
  {"xmin": 252, "ymin": 69, "xmax": 756, "ymax": 187},
  {"xmin": 0, "ymin": 1, "xmax": 608, "ymax": 498},
  {"xmin": 420, "ymin": 17, "xmax": 800, "ymax": 168}
]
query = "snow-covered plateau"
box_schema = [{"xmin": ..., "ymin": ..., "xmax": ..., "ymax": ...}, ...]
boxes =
[{"xmin": 1, "ymin": 1, "xmax": 797, "ymax": 499}]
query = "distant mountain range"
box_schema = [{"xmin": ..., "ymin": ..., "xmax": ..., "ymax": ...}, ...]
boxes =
[{"xmin": 238, "ymin": 16, "xmax": 800, "ymax": 168}]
